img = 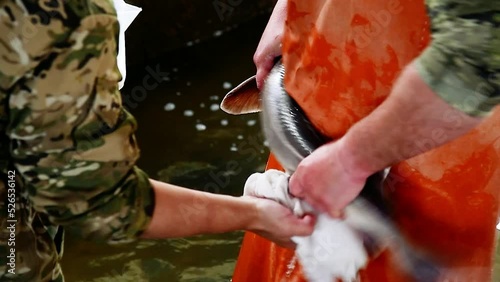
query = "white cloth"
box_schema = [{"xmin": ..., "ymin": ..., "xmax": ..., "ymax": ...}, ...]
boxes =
[
  {"xmin": 244, "ymin": 170, "xmax": 369, "ymax": 282},
  {"xmin": 113, "ymin": 0, "xmax": 141, "ymax": 89}
]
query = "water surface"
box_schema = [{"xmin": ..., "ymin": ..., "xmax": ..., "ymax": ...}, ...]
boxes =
[{"xmin": 60, "ymin": 14, "xmax": 270, "ymax": 282}]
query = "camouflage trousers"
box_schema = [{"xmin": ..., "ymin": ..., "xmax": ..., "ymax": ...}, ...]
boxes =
[{"xmin": 0, "ymin": 170, "xmax": 64, "ymax": 282}]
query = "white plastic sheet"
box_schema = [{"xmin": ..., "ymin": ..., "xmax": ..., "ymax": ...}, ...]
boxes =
[{"xmin": 113, "ymin": 1, "xmax": 141, "ymax": 89}]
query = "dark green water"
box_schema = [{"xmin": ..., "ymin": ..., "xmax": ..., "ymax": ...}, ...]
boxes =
[{"xmin": 60, "ymin": 15, "xmax": 271, "ymax": 282}]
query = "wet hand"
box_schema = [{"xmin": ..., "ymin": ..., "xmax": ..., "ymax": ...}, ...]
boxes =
[
  {"xmin": 246, "ymin": 196, "xmax": 315, "ymax": 249},
  {"xmin": 253, "ymin": 0, "xmax": 287, "ymax": 89},
  {"xmin": 289, "ymin": 140, "xmax": 371, "ymax": 218}
]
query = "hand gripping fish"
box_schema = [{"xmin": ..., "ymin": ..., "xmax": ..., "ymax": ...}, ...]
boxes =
[{"xmin": 221, "ymin": 60, "xmax": 442, "ymax": 282}]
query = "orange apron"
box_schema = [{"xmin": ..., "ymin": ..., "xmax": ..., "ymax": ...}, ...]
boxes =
[{"xmin": 232, "ymin": 0, "xmax": 500, "ymax": 281}]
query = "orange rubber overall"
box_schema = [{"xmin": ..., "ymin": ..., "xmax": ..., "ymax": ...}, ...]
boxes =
[{"xmin": 232, "ymin": 0, "xmax": 500, "ymax": 281}]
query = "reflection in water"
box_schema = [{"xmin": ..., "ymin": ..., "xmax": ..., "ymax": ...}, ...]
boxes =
[{"xmin": 60, "ymin": 14, "xmax": 270, "ymax": 282}]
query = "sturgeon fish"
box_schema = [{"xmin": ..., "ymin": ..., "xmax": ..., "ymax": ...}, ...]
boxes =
[{"xmin": 221, "ymin": 60, "xmax": 442, "ymax": 282}]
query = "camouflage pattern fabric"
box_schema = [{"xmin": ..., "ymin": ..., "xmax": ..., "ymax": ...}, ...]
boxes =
[
  {"xmin": 416, "ymin": 0, "xmax": 500, "ymax": 117},
  {"xmin": 0, "ymin": 1, "xmax": 155, "ymax": 281}
]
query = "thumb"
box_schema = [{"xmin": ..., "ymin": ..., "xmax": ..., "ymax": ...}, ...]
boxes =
[
  {"xmin": 255, "ymin": 56, "xmax": 275, "ymax": 90},
  {"xmin": 288, "ymin": 173, "xmax": 305, "ymax": 198},
  {"xmin": 288, "ymin": 214, "xmax": 315, "ymax": 236}
]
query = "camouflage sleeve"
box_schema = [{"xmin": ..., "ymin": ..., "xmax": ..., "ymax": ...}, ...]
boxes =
[
  {"xmin": 0, "ymin": 1, "xmax": 155, "ymax": 244},
  {"xmin": 415, "ymin": 0, "xmax": 500, "ymax": 117}
]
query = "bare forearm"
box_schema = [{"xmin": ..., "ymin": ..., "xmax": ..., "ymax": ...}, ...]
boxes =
[
  {"xmin": 141, "ymin": 179, "xmax": 257, "ymax": 238},
  {"xmin": 340, "ymin": 62, "xmax": 482, "ymax": 177}
]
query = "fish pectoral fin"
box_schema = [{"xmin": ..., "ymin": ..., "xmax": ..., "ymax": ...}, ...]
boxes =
[{"xmin": 220, "ymin": 75, "xmax": 262, "ymax": 115}]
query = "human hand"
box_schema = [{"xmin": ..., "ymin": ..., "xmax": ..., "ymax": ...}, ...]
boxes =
[
  {"xmin": 289, "ymin": 139, "xmax": 372, "ymax": 218},
  {"xmin": 245, "ymin": 196, "xmax": 315, "ymax": 249},
  {"xmin": 253, "ymin": 0, "xmax": 287, "ymax": 89}
]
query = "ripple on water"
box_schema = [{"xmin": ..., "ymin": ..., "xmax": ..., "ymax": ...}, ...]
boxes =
[
  {"xmin": 196, "ymin": 123, "xmax": 207, "ymax": 131},
  {"xmin": 213, "ymin": 30, "xmax": 223, "ymax": 37},
  {"xmin": 210, "ymin": 104, "xmax": 219, "ymax": 111},
  {"xmin": 180, "ymin": 261, "xmax": 235, "ymax": 282},
  {"xmin": 164, "ymin": 103, "xmax": 175, "ymax": 111},
  {"xmin": 88, "ymin": 259, "xmax": 176, "ymax": 282}
]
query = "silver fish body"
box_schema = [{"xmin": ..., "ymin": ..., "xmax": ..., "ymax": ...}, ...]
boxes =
[
  {"xmin": 258, "ymin": 60, "xmax": 442, "ymax": 282},
  {"xmin": 259, "ymin": 60, "xmax": 329, "ymax": 174}
]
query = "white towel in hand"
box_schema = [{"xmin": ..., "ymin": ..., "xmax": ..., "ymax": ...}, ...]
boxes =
[{"xmin": 244, "ymin": 169, "xmax": 368, "ymax": 282}]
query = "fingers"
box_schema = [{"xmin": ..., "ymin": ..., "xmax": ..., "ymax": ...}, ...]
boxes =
[
  {"xmin": 271, "ymin": 214, "xmax": 315, "ymax": 249},
  {"xmin": 253, "ymin": 0, "xmax": 286, "ymax": 89},
  {"xmin": 290, "ymin": 214, "xmax": 316, "ymax": 236},
  {"xmin": 254, "ymin": 52, "xmax": 280, "ymax": 89},
  {"xmin": 328, "ymin": 209, "xmax": 344, "ymax": 219},
  {"xmin": 288, "ymin": 171, "xmax": 304, "ymax": 197},
  {"xmin": 289, "ymin": 164, "xmax": 344, "ymax": 218},
  {"xmin": 275, "ymin": 240, "xmax": 297, "ymax": 250},
  {"xmin": 289, "ymin": 170, "xmax": 326, "ymax": 212}
]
